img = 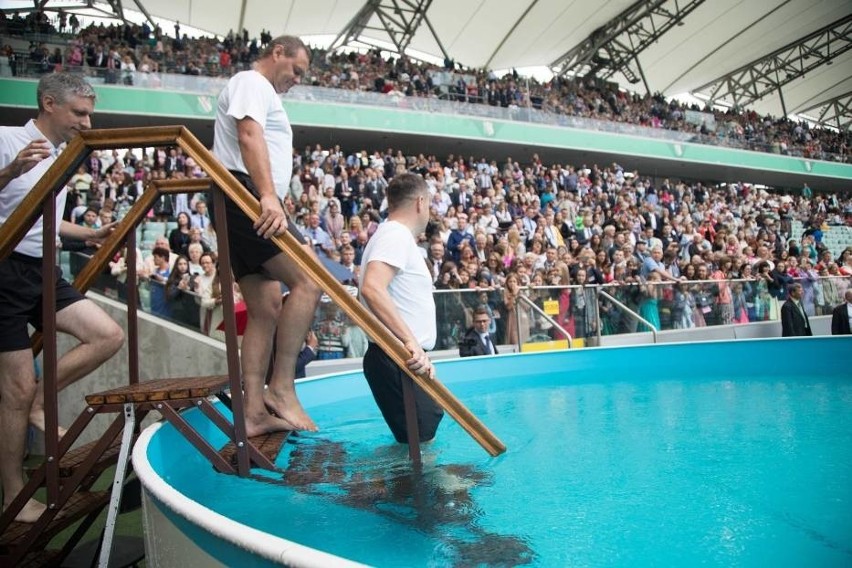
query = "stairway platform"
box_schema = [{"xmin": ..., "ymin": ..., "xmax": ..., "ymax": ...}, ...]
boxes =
[
  {"xmin": 85, "ymin": 375, "xmax": 230, "ymax": 405},
  {"xmin": 219, "ymin": 430, "xmax": 292, "ymax": 470}
]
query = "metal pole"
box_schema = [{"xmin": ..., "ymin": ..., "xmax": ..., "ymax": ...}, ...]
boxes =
[{"xmin": 599, "ymin": 289, "xmax": 657, "ymax": 343}]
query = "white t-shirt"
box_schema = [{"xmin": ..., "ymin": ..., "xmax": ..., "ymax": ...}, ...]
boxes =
[
  {"xmin": 359, "ymin": 220, "xmax": 436, "ymax": 350},
  {"xmin": 0, "ymin": 120, "xmax": 67, "ymax": 257},
  {"xmin": 212, "ymin": 70, "xmax": 293, "ymax": 201}
]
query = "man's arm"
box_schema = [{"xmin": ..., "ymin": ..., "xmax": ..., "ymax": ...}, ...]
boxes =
[
  {"xmin": 236, "ymin": 117, "xmax": 286, "ymax": 239},
  {"xmin": 0, "ymin": 139, "xmax": 52, "ymax": 192},
  {"xmin": 59, "ymin": 220, "xmax": 116, "ymax": 244},
  {"xmin": 361, "ymin": 260, "xmax": 433, "ymax": 378}
]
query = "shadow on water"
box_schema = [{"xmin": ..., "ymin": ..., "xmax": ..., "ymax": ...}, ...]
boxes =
[{"xmin": 278, "ymin": 437, "xmax": 536, "ymax": 567}]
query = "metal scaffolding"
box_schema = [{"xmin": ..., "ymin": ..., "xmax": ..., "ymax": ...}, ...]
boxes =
[
  {"xmin": 795, "ymin": 91, "xmax": 852, "ymax": 131},
  {"xmin": 549, "ymin": 0, "xmax": 706, "ymax": 93},
  {"xmin": 328, "ymin": 0, "xmax": 449, "ymax": 62},
  {"xmin": 692, "ymin": 14, "xmax": 852, "ymax": 115}
]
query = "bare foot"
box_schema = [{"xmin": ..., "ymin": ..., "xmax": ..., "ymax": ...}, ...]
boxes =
[
  {"xmin": 263, "ymin": 388, "xmax": 318, "ymax": 432},
  {"xmin": 6, "ymin": 498, "xmax": 47, "ymax": 523},
  {"xmin": 28, "ymin": 409, "xmax": 67, "ymax": 440},
  {"xmin": 244, "ymin": 411, "xmax": 296, "ymax": 438}
]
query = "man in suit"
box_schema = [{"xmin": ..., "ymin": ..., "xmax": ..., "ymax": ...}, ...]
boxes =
[
  {"xmin": 781, "ymin": 283, "xmax": 812, "ymax": 337},
  {"xmin": 830, "ymin": 289, "xmax": 852, "ymax": 335},
  {"xmin": 459, "ymin": 307, "xmax": 499, "ymax": 357}
]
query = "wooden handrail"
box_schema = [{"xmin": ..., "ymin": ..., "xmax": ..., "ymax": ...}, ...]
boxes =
[
  {"xmin": 0, "ymin": 125, "xmax": 506, "ymax": 457},
  {"xmin": 177, "ymin": 128, "xmax": 506, "ymax": 456}
]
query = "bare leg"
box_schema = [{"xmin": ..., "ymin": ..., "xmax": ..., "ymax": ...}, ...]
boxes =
[
  {"xmin": 238, "ymin": 274, "xmax": 300, "ymax": 437},
  {"xmin": 0, "ymin": 349, "xmax": 46, "ymax": 522},
  {"xmin": 28, "ymin": 299, "xmax": 124, "ymax": 434},
  {"xmin": 259, "ymin": 251, "xmax": 321, "ymax": 431}
]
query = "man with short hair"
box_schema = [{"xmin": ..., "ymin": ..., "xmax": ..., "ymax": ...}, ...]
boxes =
[
  {"xmin": 781, "ymin": 283, "xmax": 812, "ymax": 337},
  {"xmin": 830, "ymin": 289, "xmax": 852, "ymax": 335},
  {"xmin": 359, "ymin": 173, "xmax": 443, "ymax": 444},
  {"xmin": 0, "ymin": 73, "xmax": 124, "ymax": 522},
  {"xmin": 212, "ymin": 34, "xmax": 321, "ymax": 435},
  {"xmin": 459, "ymin": 306, "xmax": 499, "ymax": 357}
]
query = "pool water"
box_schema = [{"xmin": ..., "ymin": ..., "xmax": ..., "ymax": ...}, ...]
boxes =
[{"xmin": 159, "ymin": 367, "xmax": 852, "ymax": 567}]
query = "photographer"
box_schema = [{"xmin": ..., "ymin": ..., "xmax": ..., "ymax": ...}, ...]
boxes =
[{"xmin": 459, "ymin": 306, "xmax": 499, "ymax": 357}]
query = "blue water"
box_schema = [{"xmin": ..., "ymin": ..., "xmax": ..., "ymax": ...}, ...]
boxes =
[{"xmin": 157, "ymin": 364, "xmax": 852, "ymax": 567}]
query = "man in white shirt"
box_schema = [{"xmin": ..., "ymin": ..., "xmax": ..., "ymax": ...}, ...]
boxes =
[
  {"xmin": 212, "ymin": 35, "xmax": 321, "ymax": 436},
  {"xmin": 359, "ymin": 173, "xmax": 443, "ymax": 444},
  {"xmin": 0, "ymin": 73, "xmax": 124, "ymax": 522}
]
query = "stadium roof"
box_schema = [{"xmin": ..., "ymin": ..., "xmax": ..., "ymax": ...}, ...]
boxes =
[{"xmin": 3, "ymin": 0, "xmax": 851, "ymax": 126}]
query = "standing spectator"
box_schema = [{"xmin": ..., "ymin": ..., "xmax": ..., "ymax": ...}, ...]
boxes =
[
  {"xmin": 780, "ymin": 283, "xmax": 812, "ymax": 337},
  {"xmin": 212, "ymin": 34, "xmax": 321, "ymax": 434},
  {"xmin": 165, "ymin": 255, "xmax": 199, "ymax": 328},
  {"xmin": 459, "ymin": 306, "xmax": 499, "ymax": 357},
  {"xmin": 148, "ymin": 246, "xmax": 172, "ymax": 318},
  {"xmin": 830, "ymin": 289, "xmax": 852, "ymax": 335},
  {"xmin": 190, "ymin": 200, "xmax": 211, "ymax": 230}
]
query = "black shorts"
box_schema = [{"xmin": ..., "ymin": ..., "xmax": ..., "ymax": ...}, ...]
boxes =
[
  {"xmin": 222, "ymin": 171, "xmax": 307, "ymax": 282},
  {"xmin": 0, "ymin": 253, "xmax": 86, "ymax": 352},
  {"xmin": 363, "ymin": 342, "xmax": 444, "ymax": 444}
]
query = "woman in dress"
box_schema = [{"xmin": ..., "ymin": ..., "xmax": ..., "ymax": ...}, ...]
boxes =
[{"xmin": 637, "ymin": 272, "xmax": 662, "ymax": 332}]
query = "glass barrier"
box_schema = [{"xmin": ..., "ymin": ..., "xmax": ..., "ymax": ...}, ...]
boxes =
[
  {"xmin": 67, "ymin": 245, "xmax": 852, "ymax": 355},
  {"xmin": 4, "ymin": 59, "xmax": 845, "ymax": 163}
]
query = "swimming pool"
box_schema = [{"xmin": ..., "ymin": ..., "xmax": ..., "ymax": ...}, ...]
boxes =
[{"xmin": 134, "ymin": 337, "xmax": 851, "ymax": 567}]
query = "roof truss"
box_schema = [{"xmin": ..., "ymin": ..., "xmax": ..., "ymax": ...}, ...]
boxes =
[
  {"xmin": 550, "ymin": 0, "xmax": 706, "ymax": 91},
  {"xmin": 692, "ymin": 14, "xmax": 852, "ymax": 113},
  {"xmin": 797, "ymin": 91, "xmax": 852, "ymax": 131},
  {"xmin": 328, "ymin": 0, "xmax": 448, "ymax": 61}
]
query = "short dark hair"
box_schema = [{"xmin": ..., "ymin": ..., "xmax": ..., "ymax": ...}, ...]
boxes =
[
  {"xmin": 473, "ymin": 306, "xmax": 491, "ymax": 319},
  {"xmin": 261, "ymin": 35, "xmax": 310, "ymax": 59},
  {"xmin": 152, "ymin": 246, "xmax": 170, "ymax": 260},
  {"xmin": 386, "ymin": 173, "xmax": 427, "ymax": 212}
]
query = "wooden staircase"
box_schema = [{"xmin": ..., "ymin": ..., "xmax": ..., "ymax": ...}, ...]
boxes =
[{"xmin": 0, "ymin": 125, "xmax": 504, "ymax": 567}]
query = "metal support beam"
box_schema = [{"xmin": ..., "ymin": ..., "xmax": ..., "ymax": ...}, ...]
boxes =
[
  {"xmin": 329, "ymin": 0, "xmax": 447, "ymax": 62},
  {"xmin": 130, "ymin": 0, "xmax": 157, "ymax": 31},
  {"xmin": 551, "ymin": 0, "xmax": 706, "ymax": 84},
  {"xmin": 693, "ymin": 14, "xmax": 852, "ymax": 110},
  {"xmin": 797, "ymin": 91, "xmax": 852, "ymax": 131}
]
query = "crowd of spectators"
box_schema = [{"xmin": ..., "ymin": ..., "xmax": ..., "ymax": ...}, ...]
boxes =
[
  {"xmin": 2, "ymin": 11, "xmax": 848, "ymax": 162},
  {"xmin": 60, "ymin": 136, "xmax": 852, "ymax": 353}
]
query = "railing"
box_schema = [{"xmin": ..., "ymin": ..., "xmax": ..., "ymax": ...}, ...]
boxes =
[
  {"xmin": 72, "ymin": 263, "xmax": 852, "ymax": 356},
  {"xmin": 516, "ymin": 294, "xmax": 574, "ymax": 350},
  {"xmin": 599, "ymin": 290, "xmax": 658, "ymax": 344}
]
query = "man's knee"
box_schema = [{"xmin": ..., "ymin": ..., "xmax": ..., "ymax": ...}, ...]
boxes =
[
  {"xmin": 0, "ymin": 368, "xmax": 38, "ymax": 409},
  {"xmin": 99, "ymin": 320, "xmax": 124, "ymax": 358}
]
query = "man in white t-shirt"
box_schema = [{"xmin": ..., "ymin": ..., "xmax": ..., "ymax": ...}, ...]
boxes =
[
  {"xmin": 0, "ymin": 73, "xmax": 124, "ymax": 522},
  {"xmin": 359, "ymin": 173, "xmax": 443, "ymax": 443},
  {"xmin": 212, "ymin": 35, "xmax": 321, "ymax": 436}
]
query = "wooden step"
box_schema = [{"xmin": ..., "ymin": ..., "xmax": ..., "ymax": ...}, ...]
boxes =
[
  {"xmin": 85, "ymin": 375, "xmax": 230, "ymax": 405},
  {"xmin": 219, "ymin": 430, "xmax": 292, "ymax": 469},
  {"xmin": 26, "ymin": 435, "xmax": 124, "ymax": 479},
  {"xmin": 0, "ymin": 491, "xmax": 109, "ymax": 551}
]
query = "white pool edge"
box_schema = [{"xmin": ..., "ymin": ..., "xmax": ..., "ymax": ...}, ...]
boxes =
[{"xmin": 132, "ymin": 421, "xmax": 369, "ymax": 568}]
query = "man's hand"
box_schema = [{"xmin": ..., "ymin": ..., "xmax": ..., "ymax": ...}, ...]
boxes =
[
  {"xmin": 404, "ymin": 339, "xmax": 434, "ymax": 380},
  {"xmin": 254, "ymin": 194, "xmax": 288, "ymax": 239},
  {"xmin": 5, "ymin": 139, "xmax": 51, "ymax": 179},
  {"xmin": 88, "ymin": 221, "xmax": 118, "ymax": 246}
]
